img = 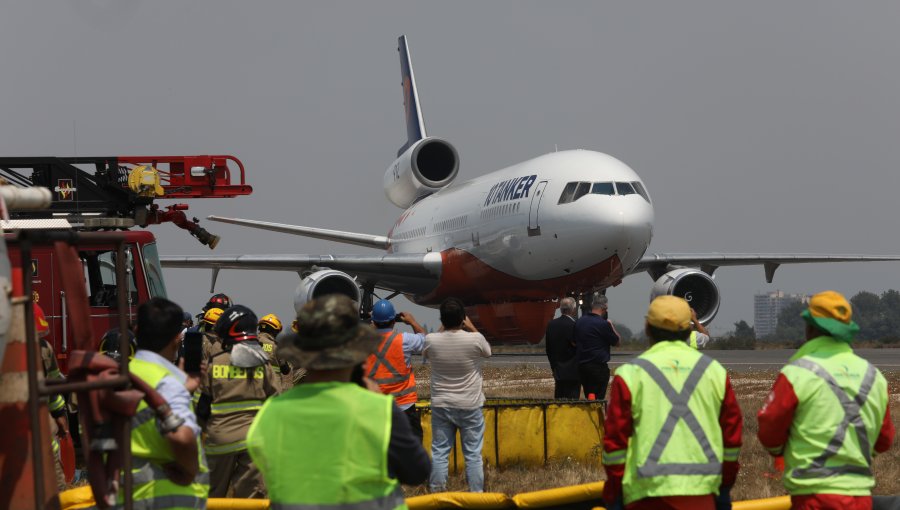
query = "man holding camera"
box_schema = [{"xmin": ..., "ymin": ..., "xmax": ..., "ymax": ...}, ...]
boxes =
[{"xmin": 364, "ymin": 299, "xmax": 426, "ymax": 441}]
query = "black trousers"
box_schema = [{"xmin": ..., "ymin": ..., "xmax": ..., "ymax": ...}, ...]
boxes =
[
  {"xmin": 554, "ymin": 379, "xmax": 582, "ymax": 399},
  {"xmin": 404, "ymin": 405, "xmax": 424, "ymax": 442},
  {"xmin": 578, "ymin": 361, "xmax": 611, "ymax": 400}
]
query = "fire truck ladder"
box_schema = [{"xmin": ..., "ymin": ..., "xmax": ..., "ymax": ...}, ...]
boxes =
[{"xmin": 0, "ymin": 155, "xmax": 252, "ymax": 248}]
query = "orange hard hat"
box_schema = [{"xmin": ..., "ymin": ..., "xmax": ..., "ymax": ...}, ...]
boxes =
[{"xmin": 33, "ymin": 303, "xmax": 50, "ymax": 337}]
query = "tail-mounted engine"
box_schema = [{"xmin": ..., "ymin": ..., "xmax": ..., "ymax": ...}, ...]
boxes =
[
  {"xmin": 650, "ymin": 268, "xmax": 720, "ymax": 325},
  {"xmin": 383, "ymin": 138, "xmax": 459, "ymax": 208},
  {"xmin": 294, "ymin": 269, "xmax": 361, "ymax": 315}
]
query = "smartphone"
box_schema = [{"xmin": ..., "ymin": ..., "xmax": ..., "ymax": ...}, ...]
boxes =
[{"xmin": 182, "ymin": 330, "xmax": 204, "ymax": 374}]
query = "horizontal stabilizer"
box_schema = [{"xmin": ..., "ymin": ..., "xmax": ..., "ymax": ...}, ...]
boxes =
[{"xmin": 208, "ymin": 215, "xmax": 391, "ymax": 250}]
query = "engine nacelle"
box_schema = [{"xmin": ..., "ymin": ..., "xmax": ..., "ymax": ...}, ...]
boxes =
[
  {"xmin": 384, "ymin": 137, "xmax": 459, "ymax": 208},
  {"xmin": 650, "ymin": 268, "xmax": 720, "ymax": 325},
  {"xmin": 294, "ymin": 269, "xmax": 361, "ymax": 315}
]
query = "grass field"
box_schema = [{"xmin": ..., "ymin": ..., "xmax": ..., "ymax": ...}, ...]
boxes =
[{"xmin": 408, "ymin": 364, "xmax": 900, "ymax": 500}]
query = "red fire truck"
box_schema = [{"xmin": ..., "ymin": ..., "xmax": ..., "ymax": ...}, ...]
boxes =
[{"xmin": 1, "ymin": 155, "xmax": 252, "ymax": 372}]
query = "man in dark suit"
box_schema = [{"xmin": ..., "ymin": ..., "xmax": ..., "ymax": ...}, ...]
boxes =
[{"xmin": 545, "ymin": 297, "xmax": 581, "ymax": 399}]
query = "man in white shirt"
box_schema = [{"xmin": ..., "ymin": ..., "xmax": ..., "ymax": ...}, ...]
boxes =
[{"xmin": 424, "ymin": 297, "xmax": 491, "ymax": 493}]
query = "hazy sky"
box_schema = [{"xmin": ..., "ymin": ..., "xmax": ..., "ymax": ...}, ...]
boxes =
[{"xmin": 2, "ymin": 2, "xmax": 899, "ymax": 335}]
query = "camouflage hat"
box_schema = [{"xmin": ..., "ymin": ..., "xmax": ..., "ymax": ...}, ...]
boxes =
[{"xmin": 276, "ymin": 294, "xmax": 380, "ymax": 370}]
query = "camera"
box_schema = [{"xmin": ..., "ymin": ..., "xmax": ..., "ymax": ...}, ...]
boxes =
[{"xmin": 395, "ymin": 313, "xmax": 404, "ymax": 323}]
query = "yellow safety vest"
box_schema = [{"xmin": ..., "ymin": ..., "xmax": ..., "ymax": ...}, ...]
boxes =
[
  {"xmin": 127, "ymin": 358, "xmax": 209, "ymax": 509},
  {"xmin": 609, "ymin": 341, "xmax": 730, "ymax": 504}
]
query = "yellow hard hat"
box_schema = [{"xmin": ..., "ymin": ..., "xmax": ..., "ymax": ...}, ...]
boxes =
[
  {"xmin": 203, "ymin": 307, "xmax": 225, "ymax": 326},
  {"xmin": 259, "ymin": 313, "xmax": 283, "ymax": 332}
]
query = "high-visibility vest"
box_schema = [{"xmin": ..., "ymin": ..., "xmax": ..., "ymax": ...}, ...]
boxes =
[
  {"xmin": 688, "ymin": 331, "xmax": 699, "ymax": 349},
  {"xmin": 779, "ymin": 337, "xmax": 888, "ymax": 496},
  {"xmin": 365, "ymin": 331, "xmax": 417, "ymax": 406},
  {"xmin": 127, "ymin": 358, "xmax": 209, "ymax": 509},
  {"xmin": 247, "ymin": 382, "xmax": 407, "ymax": 510},
  {"xmin": 612, "ymin": 341, "xmax": 729, "ymax": 504}
]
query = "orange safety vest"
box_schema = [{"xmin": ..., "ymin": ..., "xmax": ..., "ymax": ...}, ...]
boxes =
[{"xmin": 365, "ymin": 331, "xmax": 418, "ymax": 406}]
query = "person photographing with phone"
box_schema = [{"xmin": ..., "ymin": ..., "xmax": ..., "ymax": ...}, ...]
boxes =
[
  {"xmin": 129, "ymin": 297, "xmax": 209, "ymax": 508},
  {"xmin": 364, "ymin": 299, "xmax": 427, "ymax": 441},
  {"xmin": 197, "ymin": 305, "xmax": 279, "ymax": 498}
]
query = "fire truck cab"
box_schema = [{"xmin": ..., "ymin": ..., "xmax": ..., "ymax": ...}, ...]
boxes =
[{"xmin": 6, "ymin": 230, "xmax": 166, "ymax": 372}]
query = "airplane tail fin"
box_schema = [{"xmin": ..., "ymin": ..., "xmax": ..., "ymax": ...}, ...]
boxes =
[{"xmin": 397, "ymin": 35, "xmax": 427, "ymax": 156}]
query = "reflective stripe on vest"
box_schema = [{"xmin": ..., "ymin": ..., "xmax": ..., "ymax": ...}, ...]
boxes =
[
  {"xmin": 366, "ymin": 331, "xmax": 417, "ymax": 405},
  {"xmin": 131, "ymin": 458, "xmax": 211, "ymax": 486},
  {"xmin": 206, "ymin": 439, "xmax": 248, "ymax": 455},
  {"xmin": 270, "ymin": 486, "xmax": 406, "ymax": 510},
  {"xmin": 210, "ymin": 399, "xmax": 264, "ymax": 414},
  {"xmin": 629, "ymin": 356, "xmax": 721, "ymax": 477},
  {"xmin": 788, "ymin": 358, "xmax": 878, "ymax": 479},
  {"xmin": 367, "ymin": 332, "xmax": 408, "ymax": 385}
]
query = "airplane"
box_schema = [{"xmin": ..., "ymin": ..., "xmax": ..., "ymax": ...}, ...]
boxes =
[{"xmin": 161, "ymin": 35, "xmax": 900, "ymax": 344}]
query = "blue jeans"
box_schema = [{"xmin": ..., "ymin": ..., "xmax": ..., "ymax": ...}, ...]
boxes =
[{"xmin": 429, "ymin": 407, "xmax": 485, "ymax": 492}]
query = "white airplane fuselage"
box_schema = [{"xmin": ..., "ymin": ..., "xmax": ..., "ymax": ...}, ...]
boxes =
[{"xmin": 387, "ymin": 149, "xmax": 654, "ymax": 306}]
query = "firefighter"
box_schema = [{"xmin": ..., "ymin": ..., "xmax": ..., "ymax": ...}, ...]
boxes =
[
  {"xmin": 757, "ymin": 291, "xmax": 894, "ymax": 510},
  {"xmin": 602, "ymin": 296, "xmax": 742, "ymax": 510},
  {"xmin": 258, "ymin": 314, "xmax": 291, "ymax": 390},
  {"xmin": 198, "ymin": 305, "xmax": 279, "ymax": 498},
  {"xmin": 364, "ymin": 299, "xmax": 426, "ymax": 441},
  {"xmin": 199, "ymin": 307, "xmax": 225, "ymax": 360},
  {"xmin": 35, "ymin": 304, "xmax": 68, "ymax": 490},
  {"xmin": 197, "ymin": 293, "xmax": 231, "ymax": 323},
  {"xmin": 98, "ymin": 327, "xmax": 137, "ymax": 362}
]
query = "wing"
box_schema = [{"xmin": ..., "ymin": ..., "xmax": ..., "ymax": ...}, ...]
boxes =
[
  {"xmin": 160, "ymin": 252, "xmax": 442, "ymax": 295},
  {"xmin": 633, "ymin": 253, "xmax": 900, "ymax": 282}
]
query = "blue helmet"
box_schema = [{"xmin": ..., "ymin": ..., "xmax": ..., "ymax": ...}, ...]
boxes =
[{"xmin": 371, "ymin": 300, "xmax": 396, "ymax": 323}]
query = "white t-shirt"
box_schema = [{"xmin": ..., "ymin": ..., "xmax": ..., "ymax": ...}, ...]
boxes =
[{"xmin": 424, "ymin": 330, "xmax": 492, "ymax": 409}]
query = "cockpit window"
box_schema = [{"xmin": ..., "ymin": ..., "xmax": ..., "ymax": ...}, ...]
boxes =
[
  {"xmin": 558, "ymin": 182, "xmax": 578, "ymax": 204},
  {"xmin": 573, "ymin": 182, "xmax": 591, "ymax": 202},
  {"xmin": 591, "ymin": 182, "xmax": 615, "ymax": 195},
  {"xmin": 615, "ymin": 182, "xmax": 636, "ymax": 195},
  {"xmin": 559, "ymin": 180, "xmax": 650, "ymax": 204},
  {"xmin": 632, "ymin": 181, "xmax": 651, "ymax": 203}
]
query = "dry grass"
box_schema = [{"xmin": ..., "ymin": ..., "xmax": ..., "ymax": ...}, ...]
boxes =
[{"xmin": 413, "ymin": 364, "xmax": 900, "ymax": 499}]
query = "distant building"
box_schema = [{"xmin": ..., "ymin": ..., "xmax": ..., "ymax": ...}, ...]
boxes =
[{"xmin": 754, "ymin": 291, "xmax": 809, "ymax": 338}]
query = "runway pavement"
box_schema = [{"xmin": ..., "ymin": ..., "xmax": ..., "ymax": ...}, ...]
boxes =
[{"xmin": 481, "ymin": 349, "xmax": 900, "ymax": 371}]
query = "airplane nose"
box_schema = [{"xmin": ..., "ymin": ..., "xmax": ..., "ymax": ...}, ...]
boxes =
[{"xmin": 620, "ymin": 200, "xmax": 654, "ymax": 268}]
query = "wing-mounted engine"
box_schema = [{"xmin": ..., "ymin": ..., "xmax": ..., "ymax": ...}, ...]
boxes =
[
  {"xmin": 650, "ymin": 268, "xmax": 720, "ymax": 325},
  {"xmin": 294, "ymin": 269, "xmax": 362, "ymax": 314},
  {"xmin": 383, "ymin": 137, "xmax": 459, "ymax": 208}
]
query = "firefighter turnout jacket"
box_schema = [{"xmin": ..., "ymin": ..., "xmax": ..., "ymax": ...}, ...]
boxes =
[{"xmin": 201, "ymin": 347, "xmax": 279, "ymax": 456}]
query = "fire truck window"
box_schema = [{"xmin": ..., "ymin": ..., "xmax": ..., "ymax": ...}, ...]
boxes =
[
  {"xmin": 141, "ymin": 243, "xmax": 168, "ymax": 298},
  {"xmin": 81, "ymin": 249, "xmax": 138, "ymax": 308}
]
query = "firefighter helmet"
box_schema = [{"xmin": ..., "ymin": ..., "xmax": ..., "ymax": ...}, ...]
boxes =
[
  {"xmin": 202, "ymin": 307, "xmax": 225, "ymax": 327},
  {"xmin": 33, "ymin": 303, "xmax": 50, "ymax": 338},
  {"xmin": 258, "ymin": 314, "xmax": 283, "ymax": 334},
  {"xmin": 99, "ymin": 328, "xmax": 137, "ymax": 362},
  {"xmin": 215, "ymin": 305, "xmax": 259, "ymax": 344},
  {"xmin": 204, "ymin": 293, "xmax": 232, "ymax": 311}
]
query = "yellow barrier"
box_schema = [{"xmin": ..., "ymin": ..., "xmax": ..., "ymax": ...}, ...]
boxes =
[
  {"xmin": 406, "ymin": 492, "xmax": 514, "ymax": 509},
  {"xmin": 732, "ymin": 495, "xmax": 791, "ymax": 510},
  {"xmin": 420, "ymin": 399, "xmax": 606, "ymax": 470},
  {"xmin": 512, "ymin": 481, "xmax": 604, "ymax": 509},
  {"xmin": 54, "ymin": 487, "xmax": 809, "ymax": 510}
]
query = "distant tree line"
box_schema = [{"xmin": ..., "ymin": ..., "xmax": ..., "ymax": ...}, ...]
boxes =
[{"xmin": 767, "ymin": 290, "xmax": 900, "ymax": 345}]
